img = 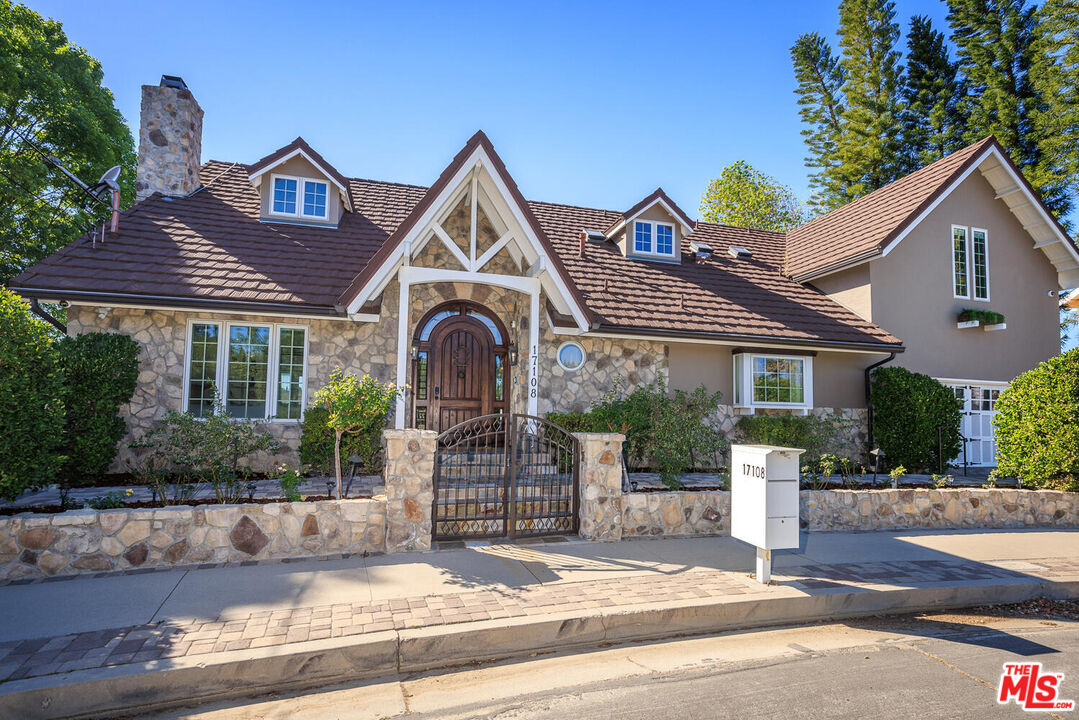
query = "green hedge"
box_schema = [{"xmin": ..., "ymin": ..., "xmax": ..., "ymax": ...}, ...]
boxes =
[
  {"xmin": 994, "ymin": 349, "xmax": 1079, "ymax": 489},
  {"xmin": 870, "ymin": 366, "xmax": 961, "ymax": 472},
  {"xmin": 58, "ymin": 332, "xmax": 139, "ymax": 485},
  {"xmin": 734, "ymin": 413, "xmax": 844, "ymax": 462},
  {"xmin": 299, "ymin": 406, "xmax": 382, "ymax": 475},
  {"xmin": 0, "ymin": 290, "xmax": 65, "ymax": 500}
]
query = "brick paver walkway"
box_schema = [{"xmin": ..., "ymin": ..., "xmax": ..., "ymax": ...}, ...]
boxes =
[{"xmin": 0, "ymin": 557, "xmax": 1068, "ymax": 684}]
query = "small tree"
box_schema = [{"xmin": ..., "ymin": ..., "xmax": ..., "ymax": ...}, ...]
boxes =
[
  {"xmin": 699, "ymin": 160, "xmax": 807, "ymax": 231},
  {"xmin": 313, "ymin": 370, "xmax": 403, "ymax": 499},
  {"xmin": 0, "ymin": 289, "xmax": 65, "ymax": 499}
]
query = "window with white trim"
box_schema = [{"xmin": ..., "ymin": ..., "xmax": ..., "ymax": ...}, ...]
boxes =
[
  {"xmin": 184, "ymin": 321, "xmax": 309, "ymax": 420},
  {"xmin": 733, "ymin": 352, "xmax": 813, "ymax": 410},
  {"xmin": 632, "ymin": 220, "xmax": 676, "ymax": 258},
  {"xmin": 271, "ymin": 174, "xmax": 329, "ymax": 220},
  {"xmin": 952, "ymin": 225, "xmax": 990, "ymax": 301},
  {"xmin": 952, "ymin": 225, "xmax": 969, "ymax": 298},
  {"xmin": 971, "ymin": 228, "xmax": 989, "ymax": 300}
]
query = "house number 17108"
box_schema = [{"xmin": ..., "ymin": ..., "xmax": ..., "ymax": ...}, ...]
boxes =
[{"xmin": 742, "ymin": 464, "xmax": 766, "ymax": 479}]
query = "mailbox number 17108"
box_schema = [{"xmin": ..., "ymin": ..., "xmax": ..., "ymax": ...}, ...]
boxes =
[{"xmin": 741, "ymin": 464, "xmax": 766, "ymax": 480}]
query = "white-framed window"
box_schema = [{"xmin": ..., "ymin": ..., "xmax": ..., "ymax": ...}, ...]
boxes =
[
  {"xmin": 951, "ymin": 225, "xmax": 990, "ymax": 301},
  {"xmin": 557, "ymin": 341, "xmax": 585, "ymax": 371},
  {"xmin": 733, "ymin": 352, "xmax": 813, "ymax": 410},
  {"xmin": 632, "ymin": 220, "xmax": 676, "ymax": 258},
  {"xmin": 183, "ymin": 319, "xmax": 309, "ymax": 421},
  {"xmin": 271, "ymin": 174, "xmax": 329, "ymax": 220}
]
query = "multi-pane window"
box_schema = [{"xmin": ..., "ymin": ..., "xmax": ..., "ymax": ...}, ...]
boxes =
[
  {"xmin": 633, "ymin": 222, "xmax": 652, "ymax": 254},
  {"xmin": 972, "ymin": 229, "xmax": 989, "ymax": 300},
  {"xmin": 656, "ymin": 224, "xmax": 673, "ymax": 255},
  {"xmin": 273, "ymin": 178, "xmax": 297, "ymax": 214},
  {"xmin": 276, "ymin": 328, "xmax": 307, "ymax": 420},
  {"xmin": 632, "ymin": 220, "xmax": 675, "ymax": 257},
  {"xmin": 303, "ymin": 181, "xmax": 327, "ymax": 218},
  {"xmin": 271, "ymin": 176, "xmax": 330, "ymax": 219},
  {"xmin": 184, "ymin": 321, "xmax": 308, "ymax": 420},
  {"xmin": 953, "ymin": 226, "xmax": 969, "ymax": 298},
  {"xmin": 187, "ymin": 323, "xmax": 220, "ymax": 416},
  {"xmin": 734, "ymin": 353, "xmax": 812, "ymax": 409},
  {"xmin": 752, "ymin": 357, "xmax": 805, "ymax": 404}
]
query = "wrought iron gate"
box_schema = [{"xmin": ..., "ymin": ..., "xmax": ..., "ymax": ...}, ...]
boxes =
[{"xmin": 433, "ymin": 414, "xmax": 580, "ymax": 540}]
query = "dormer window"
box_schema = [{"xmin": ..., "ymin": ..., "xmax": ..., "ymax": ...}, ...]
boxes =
[
  {"xmin": 633, "ymin": 220, "xmax": 675, "ymax": 258},
  {"xmin": 271, "ymin": 175, "xmax": 329, "ymax": 220}
]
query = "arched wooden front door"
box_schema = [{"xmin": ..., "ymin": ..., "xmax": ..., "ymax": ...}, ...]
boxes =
[{"xmin": 412, "ymin": 302, "xmax": 509, "ymax": 432}]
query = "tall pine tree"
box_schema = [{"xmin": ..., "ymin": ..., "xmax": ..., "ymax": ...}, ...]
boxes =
[
  {"xmin": 1031, "ymin": 0, "xmax": 1079, "ymax": 225},
  {"xmin": 947, "ymin": 0, "xmax": 1070, "ymax": 217},
  {"xmin": 903, "ymin": 15, "xmax": 964, "ymax": 168},
  {"xmin": 791, "ymin": 32, "xmax": 848, "ymax": 213},
  {"xmin": 835, "ymin": 0, "xmax": 908, "ymax": 198}
]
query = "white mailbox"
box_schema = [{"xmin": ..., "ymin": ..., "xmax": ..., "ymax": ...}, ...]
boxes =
[{"xmin": 730, "ymin": 444, "xmax": 804, "ymax": 583}]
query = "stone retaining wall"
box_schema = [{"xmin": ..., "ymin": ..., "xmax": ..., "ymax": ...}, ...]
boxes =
[{"xmin": 0, "ymin": 498, "xmax": 386, "ymax": 582}]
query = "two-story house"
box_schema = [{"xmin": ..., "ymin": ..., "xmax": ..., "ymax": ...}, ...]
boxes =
[{"xmin": 10, "ymin": 76, "xmax": 1077, "ymax": 471}]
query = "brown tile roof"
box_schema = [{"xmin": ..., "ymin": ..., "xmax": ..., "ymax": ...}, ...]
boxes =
[
  {"xmin": 785, "ymin": 136, "xmax": 996, "ymax": 280},
  {"xmin": 10, "ymin": 140, "xmax": 902, "ymax": 350}
]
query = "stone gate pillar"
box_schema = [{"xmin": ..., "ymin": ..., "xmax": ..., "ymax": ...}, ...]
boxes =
[
  {"xmin": 574, "ymin": 433, "xmax": 625, "ymax": 541},
  {"xmin": 383, "ymin": 429, "xmax": 437, "ymax": 553}
]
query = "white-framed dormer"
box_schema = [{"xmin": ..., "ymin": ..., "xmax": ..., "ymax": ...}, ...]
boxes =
[
  {"xmin": 269, "ymin": 173, "xmax": 331, "ymax": 221},
  {"xmin": 732, "ymin": 350, "xmax": 814, "ymax": 415},
  {"xmin": 632, "ymin": 219, "xmax": 677, "ymax": 259}
]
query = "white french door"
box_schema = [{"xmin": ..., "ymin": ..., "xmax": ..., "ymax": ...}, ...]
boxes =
[{"xmin": 940, "ymin": 380, "xmax": 1006, "ymax": 467}]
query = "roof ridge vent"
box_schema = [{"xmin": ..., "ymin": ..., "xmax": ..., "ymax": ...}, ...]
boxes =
[{"xmin": 727, "ymin": 245, "xmax": 752, "ymax": 259}]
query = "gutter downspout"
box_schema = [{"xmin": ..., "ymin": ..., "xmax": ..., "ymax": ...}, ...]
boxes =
[
  {"xmin": 864, "ymin": 352, "xmax": 897, "ymax": 455},
  {"xmin": 28, "ymin": 299, "xmax": 67, "ymax": 335}
]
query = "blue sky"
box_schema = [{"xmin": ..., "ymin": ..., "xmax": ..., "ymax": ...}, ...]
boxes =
[{"xmin": 26, "ymin": 0, "xmax": 953, "ymax": 214}]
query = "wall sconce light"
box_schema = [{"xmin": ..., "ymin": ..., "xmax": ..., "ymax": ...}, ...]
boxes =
[
  {"xmin": 410, "ymin": 345, "xmax": 418, "ymax": 361},
  {"xmin": 507, "ymin": 344, "xmax": 518, "ymax": 366}
]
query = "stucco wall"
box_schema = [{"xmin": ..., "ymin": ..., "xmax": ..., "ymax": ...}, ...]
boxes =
[
  {"xmin": 810, "ymin": 264, "xmax": 873, "ymax": 322},
  {"xmin": 869, "ymin": 172, "xmax": 1060, "ymax": 381}
]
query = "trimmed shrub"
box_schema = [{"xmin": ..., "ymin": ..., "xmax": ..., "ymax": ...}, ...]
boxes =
[
  {"xmin": 299, "ymin": 406, "xmax": 373, "ymax": 476},
  {"xmin": 545, "ymin": 411, "xmax": 593, "ymax": 434},
  {"xmin": 734, "ymin": 413, "xmax": 845, "ymax": 463},
  {"xmin": 0, "ymin": 289, "xmax": 65, "ymax": 500},
  {"xmin": 58, "ymin": 332, "xmax": 139, "ymax": 485},
  {"xmin": 870, "ymin": 366, "xmax": 962, "ymax": 472},
  {"xmin": 994, "ymin": 349, "xmax": 1079, "ymax": 489}
]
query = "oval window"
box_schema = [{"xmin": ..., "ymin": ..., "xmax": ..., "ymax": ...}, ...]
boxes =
[{"xmin": 557, "ymin": 341, "xmax": 585, "ymax": 371}]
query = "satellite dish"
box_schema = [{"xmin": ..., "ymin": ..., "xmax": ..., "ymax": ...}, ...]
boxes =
[{"xmin": 98, "ymin": 166, "xmax": 122, "ymax": 192}]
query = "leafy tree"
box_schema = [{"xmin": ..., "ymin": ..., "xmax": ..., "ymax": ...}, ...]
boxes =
[
  {"xmin": 0, "ymin": 0, "xmax": 135, "ymax": 285},
  {"xmin": 699, "ymin": 161, "xmax": 806, "ymax": 231},
  {"xmin": 994, "ymin": 348, "xmax": 1079, "ymax": 488},
  {"xmin": 903, "ymin": 15, "xmax": 965, "ymax": 167},
  {"xmin": 0, "ymin": 288, "xmax": 65, "ymax": 499},
  {"xmin": 1032, "ymin": 0, "xmax": 1079, "ymax": 225},
  {"xmin": 313, "ymin": 370, "xmax": 402, "ymax": 499},
  {"xmin": 947, "ymin": 0, "xmax": 1071, "ymax": 218},
  {"xmin": 791, "ymin": 32, "xmax": 849, "ymax": 213},
  {"xmin": 835, "ymin": 0, "xmax": 908, "ymax": 198},
  {"xmin": 58, "ymin": 332, "xmax": 139, "ymax": 485}
]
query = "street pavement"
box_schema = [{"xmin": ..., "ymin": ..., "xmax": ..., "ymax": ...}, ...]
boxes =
[{"xmin": 139, "ymin": 609, "xmax": 1079, "ymax": 719}]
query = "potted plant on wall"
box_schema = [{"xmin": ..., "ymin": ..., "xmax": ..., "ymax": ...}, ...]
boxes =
[{"xmin": 957, "ymin": 308, "xmax": 1006, "ymax": 331}]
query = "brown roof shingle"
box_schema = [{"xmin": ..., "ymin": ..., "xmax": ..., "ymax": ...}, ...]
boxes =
[
  {"xmin": 10, "ymin": 142, "xmax": 902, "ymax": 350},
  {"xmin": 785, "ymin": 136, "xmax": 996, "ymax": 280}
]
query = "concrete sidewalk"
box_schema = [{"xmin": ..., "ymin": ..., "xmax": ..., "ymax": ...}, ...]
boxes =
[{"xmin": 2, "ymin": 529, "xmax": 1079, "ymax": 718}]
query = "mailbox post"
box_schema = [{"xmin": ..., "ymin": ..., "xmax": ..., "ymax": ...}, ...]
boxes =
[{"xmin": 730, "ymin": 444, "xmax": 804, "ymax": 583}]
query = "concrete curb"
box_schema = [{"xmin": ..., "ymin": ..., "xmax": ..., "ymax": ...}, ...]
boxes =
[{"xmin": 3, "ymin": 577, "xmax": 1077, "ymax": 719}]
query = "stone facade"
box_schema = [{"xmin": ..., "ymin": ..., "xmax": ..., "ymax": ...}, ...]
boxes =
[
  {"xmin": 623, "ymin": 491, "xmax": 730, "ymax": 538},
  {"xmin": 576, "ymin": 433, "xmax": 625, "ymax": 541},
  {"xmin": 136, "ymin": 80, "xmax": 203, "ymax": 200},
  {"xmin": 383, "ymin": 429, "xmax": 436, "ymax": 553},
  {"xmin": 0, "ymin": 498, "xmax": 386, "ymax": 582}
]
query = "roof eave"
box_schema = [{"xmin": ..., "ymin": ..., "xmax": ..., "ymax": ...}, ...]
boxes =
[{"xmin": 588, "ymin": 323, "xmax": 905, "ymax": 354}]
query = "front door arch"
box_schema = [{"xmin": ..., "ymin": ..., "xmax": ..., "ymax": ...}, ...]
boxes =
[{"xmin": 412, "ymin": 301, "xmax": 509, "ymax": 432}]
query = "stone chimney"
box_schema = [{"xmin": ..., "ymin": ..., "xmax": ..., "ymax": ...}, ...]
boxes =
[{"xmin": 135, "ymin": 75, "xmax": 203, "ymax": 200}]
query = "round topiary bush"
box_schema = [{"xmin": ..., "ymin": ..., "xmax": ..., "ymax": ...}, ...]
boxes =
[
  {"xmin": 870, "ymin": 366, "xmax": 962, "ymax": 473},
  {"xmin": 994, "ymin": 349, "xmax": 1079, "ymax": 489},
  {"xmin": 0, "ymin": 289, "xmax": 65, "ymax": 500}
]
